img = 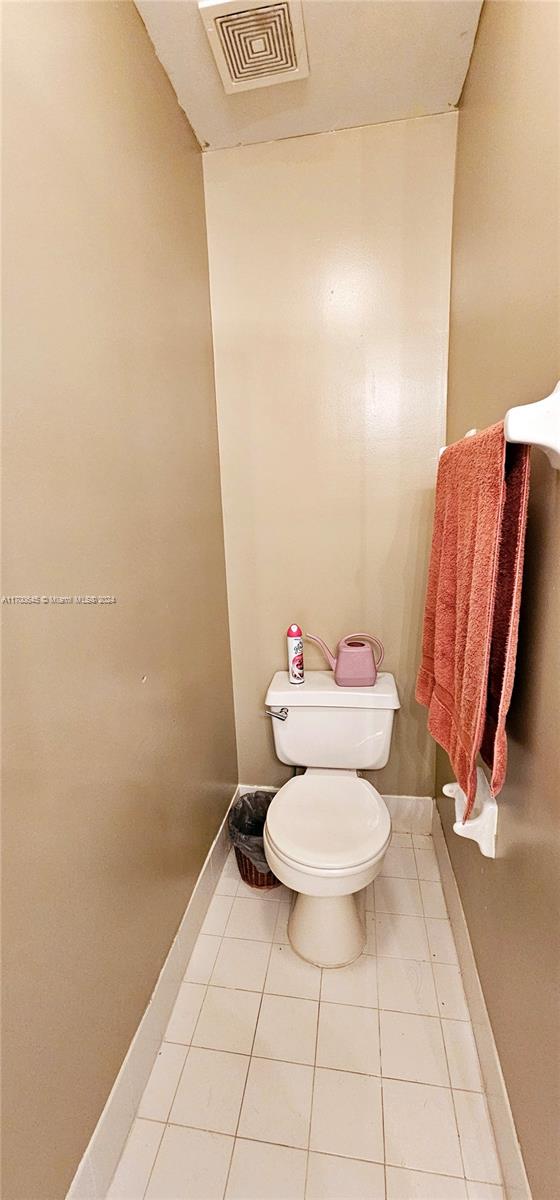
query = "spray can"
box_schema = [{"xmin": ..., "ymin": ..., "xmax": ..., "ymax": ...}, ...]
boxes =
[{"xmin": 287, "ymin": 623, "xmax": 304, "ymax": 684}]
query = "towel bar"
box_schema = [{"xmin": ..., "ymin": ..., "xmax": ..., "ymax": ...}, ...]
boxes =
[
  {"xmin": 440, "ymin": 380, "xmax": 560, "ymax": 467},
  {"xmin": 443, "ymin": 769, "xmax": 498, "ymax": 858},
  {"xmin": 504, "ymin": 380, "xmax": 560, "ymax": 467}
]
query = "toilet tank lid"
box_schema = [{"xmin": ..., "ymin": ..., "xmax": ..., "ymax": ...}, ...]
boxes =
[{"xmin": 266, "ymin": 670, "xmax": 400, "ymax": 710}]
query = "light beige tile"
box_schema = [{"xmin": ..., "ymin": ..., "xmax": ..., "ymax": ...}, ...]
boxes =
[
  {"xmin": 380, "ymin": 847, "xmax": 418, "ymax": 879},
  {"xmin": 419, "ymin": 880, "xmax": 447, "ymax": 919},
  {"xmin": 211, "ymin": 937, "xmax": 270, "ymax": 991},
  {"xmin": 137, "ymin": 1042, "xmax": 188, "ymax": 1122},
  {"xmin": 202, "ymin": 894, "xmax": 235, "ymax": 937},
  {"xmin": 165, "ymin": 982, "xmax": 206, "ymax": 1045},
  {"xmin": 185, "ymin": 934, "xmax": 222, "ymax": 984},
  {"xmin": 412, "ymin": 835, "xmax": 433, "ymax": 850},
  {"xmin": 170, "ymin": 1046, "xmax": 249, "ymax": 1134},
  {"xmin": 265, "ymin": 941, "xmax": 321, "ymax": 1000},
  {"xmin": 380, "ymin": 1010, "xmax": 449, "ymax": 1086},
  {"xmin": 414, "ymin": 848, "xmax": 440, "ymax": 882},
  {"xmin": 375, "ymin": 877, "xmax": 423, "ymax": 916},
  {"xmin": 226, "ymin": 1139, "xmax": 307, "ymax": 1200},
  {"xmin": 310, "ymin": 1068, "xmax": 383, "ymax": 1162},
  {"xmin": 238, "ymin": 1058, "xmax": 313, "ymax": 1149},
  {"xmin": 253, "ymin": 993, "xmax": 318, "ymax": 1065},
  {"xmin": 107, "ymin": 1118, "xmax": 164, "ymax": 1199},
  {"xmin": 442, "ymin": 1020, "xmax": 483, "ymax": 1091},
  {"xmin": 193, "ymin": 986, "xmax": 261, "ymax": 1054},
  {"xmin": 391, "ymin": 833, "xmax": 413, "ymax": 848},
  {"xmin": 433, "ymin": 963, "xmax": 470, "ymax": 1021},
  {"xmin": 321, "ymin": 954, "xmax": 378, "ymax": 1008},
  {"xmin": 317, "ymin": 1002, "xmax": 380, "ymax": 1074},
  {"xmin": 466, "ymin": 1183, "xmax": 505, "ymax": 1200},
  {"xmin": 378, "ymin": 957, "xmax": 438, "ymax": 1017},
  {"xmin": 307, "ymin": 1152, "xmax": 385, "ymax": 1199},
  {"xmin": 376, "ymin": 913, "xmax": 429, "ymax": 961},
  {"xmin": 365, "ymin": 882, "xmax": 375, "ymax": 911},
  {"xmin": 273, "ymin": 902, "xmax": 291, "ymax": 944},
  {"xmin": 225, "ymin": 896, "xmax": 279, "ymax": 941},
  {"xmin": 386, "ymin": 1165, "xmax": 467, "ymax": 1199},
  {"xmin": 426, "ymin": 918, "xmax": 458, "ymax": 964},
  {"xmin": 383, "ymin": 1078, "xmax": 463, "ymax": 1176},
  {"xmin": 215, "ymin": 864, "xmax": 239, "ymax": 896},
  {"xmin": 365, "ymin": 911, "xmax": 376, "ymax": 954},
  {"xmin": 453, "ymin": 1090, "xmax": 502, "ymax": 1184},
  {"xmin": 145, "ymin": 1125, "xmax": 233, "ymax": 1200}
]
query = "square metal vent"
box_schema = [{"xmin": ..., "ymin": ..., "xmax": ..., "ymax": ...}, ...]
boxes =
[{"xmin": 199, "ymin": 0, "xmax": 309, "ymax": 94}]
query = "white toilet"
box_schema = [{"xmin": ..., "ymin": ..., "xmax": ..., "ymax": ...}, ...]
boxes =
[{"xmin": 264, "ymin": 670, "xmax": 400, "ymax": 968}]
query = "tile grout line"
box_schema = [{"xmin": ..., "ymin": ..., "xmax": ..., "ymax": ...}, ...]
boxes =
[
  {"xmin": 385, "ymin": 842, "xmax": 489, "ymax": 1184},
  {"xmin": 415, "ymin": 842, "xmax": 470, "ymax": 1184},
  {"xmin": 162, "ymin": 976, "xmax": 467, "ymax": 1019},
  {"xmin": 158, "ymin": 1127, "xmax": 473, "ymax": 1178},
  {"xmin": 197, "ymin": 863, "xmax": 293, "ymax": 1195},
  {"xmin": 140, "ymin": 853, "xmax": 243, "ymax": 1199},
  {"xmin": 377, "ymin": 959, "xmax": 388, "ymax": 1200},
  {"xmin": 111, "ymin": 1117, "xmax": 165, "ymax": 1200},
  {"xmin": 399, "ymin": 843, "xmax": 486, "ymax": 1182},
  {"xmin": 220, "ymin": 905, "xmax": 277, "ymax": 1200},
  {"xmin": 303, "ymin": 960, "xmax": 323, "ymax": 1198},
  {"xmin": 140, "ymin": 883, "xmax": 235, "ymax": 1199},
  {"xmin": 135, "ymin": 1062, "xmax": 485, "ymax": 1091},
  {"xmin": 220, "ymin": 861, "xmax": 285, "ymax": 1196},
  {"xmin": 139, "ymin": 916, "xmax": 220, "ymax": 1197}
]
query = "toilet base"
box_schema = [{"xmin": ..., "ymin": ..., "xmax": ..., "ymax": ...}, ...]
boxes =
[{"xmin": 288, "ymin": 891, "xmax": 365, "ymax": 968}]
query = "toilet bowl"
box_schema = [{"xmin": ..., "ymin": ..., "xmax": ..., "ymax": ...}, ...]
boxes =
[
  {"xmin": 264, "ymin": 669, "xmax": 400, "ymax": 967},
  {"xmin": 264, "ymin": 768, "xmax": 391, "ymax": 966}
]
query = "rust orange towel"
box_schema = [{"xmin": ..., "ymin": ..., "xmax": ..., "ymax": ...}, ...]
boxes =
[{"xmin": 416, "ymin": 422, "xmax": 530, "ymax": 820}]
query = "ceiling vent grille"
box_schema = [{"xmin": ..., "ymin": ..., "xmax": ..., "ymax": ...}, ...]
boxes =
[{"xmin": 199, "ymin": 0, "xmax": 309, "ymax": 94}]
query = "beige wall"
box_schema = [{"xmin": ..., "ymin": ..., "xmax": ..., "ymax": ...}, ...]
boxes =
[
  {"xmin": 437, "ymin": 3, "xmax": 560, "ymax": 1198},
  {"xmin": 204, "ymin": 114, "xmax": 457, "ymax": 795},
  {"xmin": 1, "ymin": 4, "xmax": 236, "ymax": 1198}
]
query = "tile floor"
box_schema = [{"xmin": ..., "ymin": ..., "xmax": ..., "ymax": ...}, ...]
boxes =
[{"xmin": 108, "ymin": 833, "xmax": 504, "ymax": 1200}]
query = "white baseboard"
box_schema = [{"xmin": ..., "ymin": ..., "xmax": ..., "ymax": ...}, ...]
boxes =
[
  {"xmin": 383, "ymin": 794, "xmax": 434, "ymax": 834},
  {"xmin": 238, "ymin": 783, "xmax": 277, "ymax": 795},
  {"xmin": 432, "ymin": 809, "xmax": 531, "ymax": 1200},
  {"xmin": 239, "ymin": 784, "xmax": 435, "ymax": 838},
  {"xmin": 67, "ymin": 789, "xmax": 238, "ymax": 1200}
]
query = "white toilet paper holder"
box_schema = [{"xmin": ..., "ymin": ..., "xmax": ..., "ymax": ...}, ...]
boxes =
[{"xmin": 443, "ymin": 768, "xmax": 498, "ymax": 858}]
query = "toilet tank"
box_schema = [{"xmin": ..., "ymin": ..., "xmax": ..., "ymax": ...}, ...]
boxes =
[{"xmin": 265, "ymin": 671, "xmax": 400, "ymax": 770}]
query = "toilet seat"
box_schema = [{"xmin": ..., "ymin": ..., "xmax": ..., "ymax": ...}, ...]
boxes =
[{"xmin": 265, "ymin": 772, "xmax": 391, "ymax": 873}]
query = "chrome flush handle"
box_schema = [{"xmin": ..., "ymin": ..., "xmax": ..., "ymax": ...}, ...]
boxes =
[{"xmin": 265, "ymin": 706, "xmax": 288, "ymax": 722}]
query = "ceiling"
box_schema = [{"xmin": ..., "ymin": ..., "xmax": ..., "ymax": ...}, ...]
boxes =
[{"xmin": 136, "ymin": 0, "xmax": 482, "ymax": 152}]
